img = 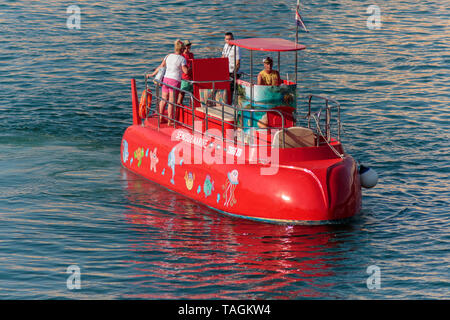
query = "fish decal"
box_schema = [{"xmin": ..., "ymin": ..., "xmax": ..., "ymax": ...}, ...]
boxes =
[
  {"xmin": 203, "ymin": 175, "xmax": 215, "ymax": 198},
  {"xmin": 168, "ymin": 147, "xmax": 176, "ymax": 184},
  {"xmin": 168, "ymin": 146, "xmax": 182, "ymax": 184},
  {"xmin": 134, "ymin": 147, "xmax": 145, "ymax": 167},
  {"xmin": 184, "ymin": 171, "xmax": 195, "ymax": 190}
]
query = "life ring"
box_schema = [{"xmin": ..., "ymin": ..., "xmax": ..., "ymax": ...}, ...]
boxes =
[{"xmin": 139, "ymin": 89, "xmax": 152, "ymax": 119}]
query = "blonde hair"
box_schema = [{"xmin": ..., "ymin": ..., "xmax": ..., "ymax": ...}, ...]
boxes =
[{"xmin": 174, "ymin": 39, "xmax": 185, "ymax": 54}]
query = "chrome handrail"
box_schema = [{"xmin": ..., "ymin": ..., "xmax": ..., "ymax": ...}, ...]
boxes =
[
  {"xmin": 148, "ymin": 77, "xmax": 288, "ymax": 147},
  {"xmin": 305, "ymin": 94, "xmax": 341, "ymax": 143},
  {"xmin": 144, "ymin": 76, "xmax": 345, "ymax": 150},
  {"xmin": 204, "ymin": 99, "xmax": 288, "ymax": 147}
]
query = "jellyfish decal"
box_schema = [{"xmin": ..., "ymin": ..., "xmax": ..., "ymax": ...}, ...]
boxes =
[{"xmin": 222, "ymin": 169, "xmax": 239, "ymax": 207}]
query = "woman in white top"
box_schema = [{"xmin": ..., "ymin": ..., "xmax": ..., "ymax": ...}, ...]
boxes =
[{"xmin": 150, "ymin": 40, "xmax": 188, "ymax": 125}]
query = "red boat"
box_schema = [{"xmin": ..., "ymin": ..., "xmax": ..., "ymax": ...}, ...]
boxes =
[{"xmin": 121, "ymin": 38, "xmax": 367, "ymax": 224}]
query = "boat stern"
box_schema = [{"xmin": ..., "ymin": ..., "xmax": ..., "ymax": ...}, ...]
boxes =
[
  {"xmin": 326, "ymin": 156, "xmax": 362, "ymax": 221},
  {"xmin": 237, "ymin": 155, "xmax": 362, "ymax": 224}
]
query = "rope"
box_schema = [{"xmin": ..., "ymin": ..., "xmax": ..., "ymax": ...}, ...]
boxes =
[{"xmin": 311, "ymin": 113, "xmax": 344, "ymax": 159}]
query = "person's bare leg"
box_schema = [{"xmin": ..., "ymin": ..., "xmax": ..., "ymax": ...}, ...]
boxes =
[
  {"xmin": 167, "ymin": 90, "xmax": 175, "ymax": 126},
  {"xmin": 177, "ymin": 92, "xmax": 185, "ymax": 106},
  {"xmin": 174, "ymin": 89, "xmax": 181, "ymax": 123},
  {"xmin": 159, "ymin": 91, "xmax": 169, "ymax": 123}
]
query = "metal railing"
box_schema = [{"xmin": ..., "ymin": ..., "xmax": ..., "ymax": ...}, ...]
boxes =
[
  {"xmin": 302, "ymin": 94, "xmax": 344, "ymax": 158},
  {"xmin": 305, "ymin": 94, "xmax": 341, "ymax": 143},
  {"xmin": 144, "ymin": 76, "xmax": 291, "ymax": 148},
  {"xmin": 143, "ymin": 77, "xmax": 344, "ymax": 155}
]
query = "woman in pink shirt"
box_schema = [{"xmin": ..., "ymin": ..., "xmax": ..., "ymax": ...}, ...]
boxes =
[{"xmin": 150, "ymin": 40, "xmax": 188, "ymax": 125}]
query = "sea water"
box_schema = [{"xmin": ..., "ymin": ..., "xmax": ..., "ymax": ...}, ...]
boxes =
[{"xmin": 0, "ymin": 0, "xmax": 448, "ymax": 299}]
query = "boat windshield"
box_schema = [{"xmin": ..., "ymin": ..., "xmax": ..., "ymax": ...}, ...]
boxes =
[{"xmin": 225, "ymin": 38, "xmax": 306, "ymax": 116}]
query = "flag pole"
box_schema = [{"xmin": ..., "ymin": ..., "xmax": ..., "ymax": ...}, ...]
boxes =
[
  {"xmin": 295, "ymin": 0, "xmax": 299, "ymax": 83},
  {"xmin": 295, "ymin": 5, "xmax": 299, "ymax": 44}
]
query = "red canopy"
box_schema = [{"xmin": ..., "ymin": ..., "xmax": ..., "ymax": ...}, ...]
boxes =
[{"xmin": 228, "ymin": 38, "xmax": 306, "ymax": 52}]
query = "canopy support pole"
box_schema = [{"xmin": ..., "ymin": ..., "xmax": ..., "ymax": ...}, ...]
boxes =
[
  {"xmin": 250, "ymin": 50, "xmax": 253, "ymax": 106},
  {"xmin": 277, "ymin": 52, "xmax": 280, "ymax": 73},
  {"xmin": 295, "ymin": 51, "xmax": 298, "ymax": 84},
  {"xmin": 234, "ymin": 45, "xmax": 237, "ymax": 105},
  {"xmin": 295, "ymin": 24, "xmax": 299, "ymax": 85}
]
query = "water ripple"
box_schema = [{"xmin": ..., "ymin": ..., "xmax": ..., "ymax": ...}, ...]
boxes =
[{"xmin": 0, "ymin": 0, "xmax": 448, "ymax": 299}]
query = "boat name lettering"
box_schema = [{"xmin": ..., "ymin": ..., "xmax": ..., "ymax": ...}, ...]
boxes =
[
  {"xmin": 226, "ymin": 146, "xmax": 242, "ymax": 157},
  {"xmin": 175, "ymin": 131, "xmax": 208, "ymax": 148},
  {"xmin": 175, "ymin": 131, "xmax": 242, "ymax": 157}
]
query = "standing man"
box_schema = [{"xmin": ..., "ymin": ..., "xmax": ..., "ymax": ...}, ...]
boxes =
[{"xmin": 222, "ymin": 32, "xmax": 240, "ymax": 102}]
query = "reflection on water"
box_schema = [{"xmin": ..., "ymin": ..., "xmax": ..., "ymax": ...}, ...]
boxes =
[
  {"xmin": 121, "ymin": 169, "xmax": 351, "ymax": 299},
  {"xmin": 0, "ymin": 0, "xmax": 448, "ymax": 299}
]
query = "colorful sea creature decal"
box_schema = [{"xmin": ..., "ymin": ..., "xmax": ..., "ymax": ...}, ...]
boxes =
[
  {"xmin": 122, "ymin": 140, "xmax": 129, "ymax": 164},
  {"xmin": 134, "ymin": 147, "xmax": 145, "ymax": 167},
  {"xmin": 222, "ymin": 169, "xmax": 239, "ymax": 207},
  {"xmin": 168, "ymin": 148, "xmax": 175, "ymax": 184},
  {"xmin": 168, "ymin": 146, "xmax": 182, "ymax": 184},
  {"xmin": 149, "ymin": 147, "xmax": 159, "ymax": 173},
  {"xmin": 217, "ymin": 194, "xmax": 220, "ymax": 203},
  {"xmin": 197, "ymin": 185, "xmax": 201, "ymax": 194},
  {"xmin": 184, "ymin": 171, "xmax": 195, "ymax": 190},
  {"xmin": 203, "ymin": 175, "xmax": 215, "ymax": 198}
]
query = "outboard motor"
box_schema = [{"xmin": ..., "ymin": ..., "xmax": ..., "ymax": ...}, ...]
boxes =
[{"xmin": 360, "ymin": 164, "xmax": 378, "ymax": 189}]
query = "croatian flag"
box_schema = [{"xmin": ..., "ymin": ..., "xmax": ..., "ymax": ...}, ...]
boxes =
[{"xmin": 295, "ymin": 0, "xmax": 309, "ymax": 32}]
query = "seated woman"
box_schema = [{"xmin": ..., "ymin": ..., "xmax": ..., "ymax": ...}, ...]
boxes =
[{"xmin": 257, "ymin": 57, "xmax": 282, "ymax": 86}]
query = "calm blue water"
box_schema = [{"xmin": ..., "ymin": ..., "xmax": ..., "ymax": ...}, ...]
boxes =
[{"xmin": 0, "ymin": 0, "xmax": 449, "ymax": 299}]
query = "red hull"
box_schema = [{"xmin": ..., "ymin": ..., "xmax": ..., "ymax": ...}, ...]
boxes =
[{"xmin": 121, "ymin": 118, "xmax": 362, "ymax": 224}]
